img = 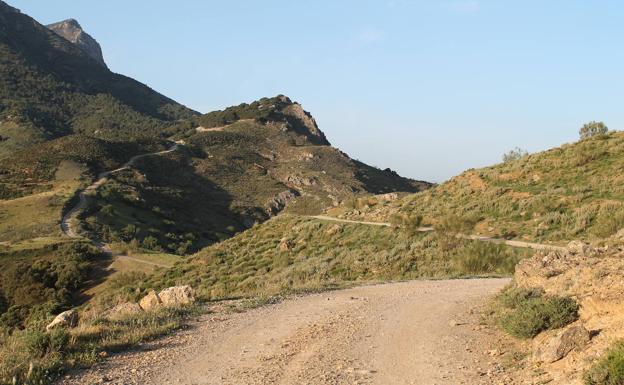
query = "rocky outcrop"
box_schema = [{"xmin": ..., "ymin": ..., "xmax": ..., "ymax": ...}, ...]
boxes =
[
  {"xmin": 159, "ymin": 286, "xmax": 196, "ymax": 307},
  {"xmin": 139, "ymin": 290, "xmax": 162, "ymax": 311},
  {"xmin": 139, "ymin": 286, "xmax": 196, "ymax": 312},
  {"xmin": 509, "ymin": 243, "xmax": 624, "ymax": 384},
  {"xmin": 46, "ymin": 309, "xmax": 78, "ymax": 331},
  {"xmin": 266, "ymin": 189, "xmax": 299, "ymax": 215},
  {"xmin": 47, "ymin": 19, "xmax": 107, "ymax": 68}
]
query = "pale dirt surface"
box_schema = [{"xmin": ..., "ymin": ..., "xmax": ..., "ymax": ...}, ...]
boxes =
[{"xmin": 60, "ymin": 278, "xmax": 513, "ymax": 385}]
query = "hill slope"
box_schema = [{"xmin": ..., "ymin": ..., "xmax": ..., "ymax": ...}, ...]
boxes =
[
  {"xmin": 0, "ymin": 0, "xmax": 196, "ymax": 156},
  {"xmin": 329, "ymin": 131, "xmax": 624, "ymax": 244}
]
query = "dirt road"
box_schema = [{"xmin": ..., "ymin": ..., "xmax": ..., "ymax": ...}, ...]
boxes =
[
  {"xmin": 310, "ymin": 215, "xmax": 566, "ymax": 252},
  {"xmin": 62, "ymin": 278, "xmax": 510, "ymax": 385}
]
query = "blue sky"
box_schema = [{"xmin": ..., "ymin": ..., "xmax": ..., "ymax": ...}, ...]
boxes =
[{"xmin": 10, "ymin": 0, "xmax": 624, "ymax": 182}]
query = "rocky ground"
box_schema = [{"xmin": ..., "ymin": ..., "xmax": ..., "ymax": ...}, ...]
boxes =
[
  {"xmin": 507, "ymin": 241, "xmax": 624, "ymax": 384},
  {"xmin": 59, "ymin": 279, "xmax": 516, "ymax": 385}
]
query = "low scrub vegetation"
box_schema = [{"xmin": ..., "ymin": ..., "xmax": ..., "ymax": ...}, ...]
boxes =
[
  {"xmin": 496, "ymin": 286, "xmax": 579, "ymax": 339},
  {"xmin": 355, "ymin": 131, "xmax": 624, "ymax": 244},
  {"xmin": 584, "ymin": 341, "xmax": 624, "ymax": 385},
  {"xmin": 150, "ymin": 215, "xmax": 529, "ymax": 301}
]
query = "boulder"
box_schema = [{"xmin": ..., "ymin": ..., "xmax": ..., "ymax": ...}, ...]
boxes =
[
  {"xmin": 279, "ymin": 237, "xmax": 293, "ymax": 252},
  {"xmin": 534, "ymin": 324, "xmax": 591, "ymax": 363},
  {"xmin": 106, "ymin": 302, "xmax": 143, "ymax": 320},
  {"xmin": 158, "ymin": 285, "xmax": 195, "ymax": 307},
  {"xmin": 46, "ymin": 309, "xmax": 78, "ymax": 331},
  {"xmin": 139, "ymin": 290, "xmax": 162, "ymax": 311},
  {"xmin": 567, "ymin": 240, "xmax": 592, "ymax": 255}
]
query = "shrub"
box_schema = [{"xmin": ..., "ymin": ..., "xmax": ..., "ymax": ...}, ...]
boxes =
[
  {"xmin": 500, "ymin": 290, "xmax": 579, "ymax": 338},
  {"xmin": 502, "ymin": 147, "xmax": 528, "ymax": 162},
  {"xmin": 585, "ymin": 341, "xmax": 624, "ymax": 385},
  {"xmin": 452, "ymin": 242, "xmax": 526, "ymax": 275},
  {"xmin": 580, "ymin": 121, "xmax": 608, "ymax": 139}
]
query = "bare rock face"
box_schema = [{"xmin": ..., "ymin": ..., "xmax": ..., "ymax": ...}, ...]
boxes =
[
  {"xmin": 47, "ymin": 19, "xmax": 107, "ymax": 68},
  {"xmin": 158, "ymin": 286, "xmax": 196, "ymax": 307},
  {"xmin": 46, "ymin": 309, "xmax": 78, "ymax": 331},
  {"xmin": 266, "ymin": 189, "xmax": 300, "ymax": 215}
]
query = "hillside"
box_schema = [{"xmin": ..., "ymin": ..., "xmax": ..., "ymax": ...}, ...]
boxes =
[
  {"xmin": 327, "ymin": 131, "xmax": 624, "ymax": 245},
  {"xmin": 75, "ymin": 96, "xmax": 430, "ymax": 254},
  {"xmin": 0, "ymin": 0, "xmax": 196, "ymax": 156}
]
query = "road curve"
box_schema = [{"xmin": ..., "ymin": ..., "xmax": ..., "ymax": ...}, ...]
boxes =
[{"xmin": 60, "ymin": 278, "xmax": 510, "ymax": 385}]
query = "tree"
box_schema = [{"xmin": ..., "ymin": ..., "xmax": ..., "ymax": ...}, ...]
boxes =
[
  {"xmin": 579, "ymin": 121, "xmax": 608, "ymax": 139},
  {"xmin": 502, "ymin": 147, "xmax": 528, "ymax": 163}
]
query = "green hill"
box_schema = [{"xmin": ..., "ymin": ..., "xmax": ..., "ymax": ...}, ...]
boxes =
[{"xmin": 329, "ymin": 131, "xmax": 624, "ymax": 244}]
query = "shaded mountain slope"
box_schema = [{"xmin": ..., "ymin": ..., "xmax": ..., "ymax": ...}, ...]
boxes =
[{"xmin": 0, "ymin": 0, "xmax": 196, "ymax": 156}]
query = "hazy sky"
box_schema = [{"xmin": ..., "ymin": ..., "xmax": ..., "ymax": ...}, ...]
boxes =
[{"xmin": 9, "ymin": 0, "xmax": 624, "ymax": 182}]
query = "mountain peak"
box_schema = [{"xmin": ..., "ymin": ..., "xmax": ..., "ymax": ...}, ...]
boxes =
[{"xmin": 47, "ymin": 18, "xmax": 107, "ymax": 68}]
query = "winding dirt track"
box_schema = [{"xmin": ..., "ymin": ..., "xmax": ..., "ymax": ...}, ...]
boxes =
[
  {"xmin": 61, "ymin": 278, "xmax": 509, "ymax": 385},
  {"xmin": 60, "ymin": 143, "xmax": 180, "ymax": 239},
  {"xmin": 310, "ymin": 215, "xmax": 566, "ymax": 252}
]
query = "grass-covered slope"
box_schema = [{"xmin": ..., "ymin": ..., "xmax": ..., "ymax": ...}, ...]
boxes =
[
  {"xmin": 332, "ymin": 131, "xmax": 624, "ymax": 244},
  {"xmin": 150, "ymin": 215, "xmax": 529, "ymax": 300},
  {"xmin": 0, "ymin": 0, "xmax": 196, "ymax": 156}
]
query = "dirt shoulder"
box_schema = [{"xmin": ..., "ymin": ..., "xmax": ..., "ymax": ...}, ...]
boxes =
[{"xmin": 60, "ymin": 278, "xmax": 512, "ymax": 385}]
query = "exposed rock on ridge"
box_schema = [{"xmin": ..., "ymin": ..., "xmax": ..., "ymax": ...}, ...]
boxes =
[{"xmin": 47, "ymin": 18, "xmax": 107, "ymax": 68}]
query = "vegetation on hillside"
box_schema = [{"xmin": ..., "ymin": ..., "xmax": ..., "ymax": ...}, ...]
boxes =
[
  {"xmin": 337, "ymin": 131, "xmax": 624, "ymax": 244},
  {"xmin": 494, "ymin": 286, "xmax": 579, "ymax": 339},
  {"xmin": 0, "ymin": 1, "xmax": 196, "ymax": 157},
  {"xmin": 146, "ymin": 215, "xmax": 529, "ymax": 300}
]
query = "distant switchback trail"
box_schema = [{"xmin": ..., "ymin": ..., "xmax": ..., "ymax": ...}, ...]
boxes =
[
  {"xmin": 60, "ymin": 143, "xmax": 180, "ymax": 242},
  {"xmin": 310, "ymin": 215, "xmax": 566, "ymax": 252}
]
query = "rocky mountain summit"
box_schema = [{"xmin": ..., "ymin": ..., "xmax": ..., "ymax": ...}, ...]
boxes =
[{"xmin": 47, "ymin": 18, "xmax": 107, "ymax": 68}]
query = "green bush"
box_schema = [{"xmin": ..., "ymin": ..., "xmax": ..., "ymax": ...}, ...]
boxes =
[
  {"xmin": 580, "ymin": 121, "xmax": 609, "ymax": 140},
  {"xmin": 452, "ymin": 242, "xmax": 526, "ymax": 275},
  {"xmin": 499, "ymin": 289, "xmax": 579, "ymax": 338},
  {"xmin": 585, "ymin": 341, "xmax": 624, "ymax": 385}
]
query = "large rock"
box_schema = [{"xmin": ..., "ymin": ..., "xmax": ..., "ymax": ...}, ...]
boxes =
[
  {"xmin": 106, "ymin": 302, "xmax": 143, "ymax": 320},
  {"xmin": 46, "ymin": 309, "xmax": 78, "ymax": 331},
  {"xmin": 158, "ymin": 285, "xmax": 196, "ymax": 307},
  {"xmin": 139, "ymin": 290, "xmax": 162, "ymax": 311},
  {"xmin": 46, "ymin": 19, "xmax": 107, "ymax": 68},
  {"xmin": 534, "ymin": 324, "xmax": 591, "ymax": 363}
]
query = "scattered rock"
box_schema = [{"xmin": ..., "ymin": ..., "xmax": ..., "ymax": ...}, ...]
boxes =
[
  {"xmin": 567, "ymin": 240, "xmax": 592, "ymax": 255},
  {"xmin": 46, "ymin": 309, "xmax": 78, "ymax": 331},
  {"xmin": 534, "ymin": 324, "xmax": 591, "ymax": 363},
  {"xmin": 139, "ymin": 290, "xmax": 162, "ymax": 311},
  {"xmin": 159, "ymin": 286, "xmax": 196, "ymax": 307},
  {"xmin": 325, "ymin": 224, "xmax": 342, "ymax": 236}
]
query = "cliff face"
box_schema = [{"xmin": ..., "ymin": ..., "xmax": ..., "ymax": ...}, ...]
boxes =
[{"xmin": 47, "ymin": 18, "xmax": 107, "ymax": 68}]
